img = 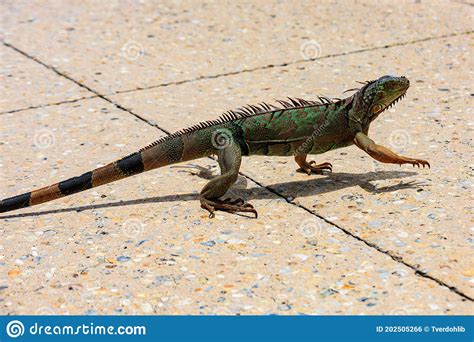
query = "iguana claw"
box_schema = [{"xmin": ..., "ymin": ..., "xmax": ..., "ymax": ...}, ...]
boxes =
[
  {"xmin": 407, "ymin": 159, "xmax": 430, "ymax": 168},
  {"xmin": 200, "ymin": 197, "xmax": 258, "ymax": 218},
  {"xmin": 297, "ymin": 161, "xmax": 333, "ymax": 175}
]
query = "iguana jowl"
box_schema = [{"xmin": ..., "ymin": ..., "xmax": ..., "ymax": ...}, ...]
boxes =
[{"xmin": 0, "ymin": 75, "xmax": 429, "ymax": 218}]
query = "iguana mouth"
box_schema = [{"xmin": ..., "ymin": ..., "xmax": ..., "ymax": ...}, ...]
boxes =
[
  {"xmin": 386, "ymin": 91, "xmax": 406, "ymax": 111},
  {"xmin": 379, "ymin": 87, "xmax": 408, "ymax": 114},
  {"xmin": 371, "ymin": 90, "xmax": 407, "ymax": 118}
]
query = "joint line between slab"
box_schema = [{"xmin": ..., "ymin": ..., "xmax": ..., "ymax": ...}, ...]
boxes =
[
  {"xmin": 235, "ymin": 173, "xmax": 474, "ymax": 302},
  {"xmin": 107, "ymin": 30, "xmax": 474, "ymax": 96},
  {"xmin": 2, "ymin": 41, "xmax": 166, "ymax": 131},
  {"xmin": 0, "ymin": 95, "xmax": 99, "ymax": 115},
  {"xmin": 2, "ymin": 38, "xmax": 473, "ymax": 302},
  {"xmin": 453, "ymin": 1, "xmax": 474, "ymax": 7},
  {"xmin": 2, "ymin": 30, "xmax": 472, "ymax": 115}
]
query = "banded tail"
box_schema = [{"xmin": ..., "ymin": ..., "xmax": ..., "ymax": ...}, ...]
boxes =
[{"xmin": 0, "ymin": 131, "xmax": 215, "ymax": 214}]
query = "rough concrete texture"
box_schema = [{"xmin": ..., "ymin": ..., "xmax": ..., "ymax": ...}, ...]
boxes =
[
  {"xmin": 0, "ymin": 45, "xmax": 92, "ymax": 113},
  {"xmin": 0, "ymin": 1, "xmax": 472, "ymax": 93},
  {"xmin": 112, "ymin": 35, "xmax": 474, "ymax": 297},
  {"xmin": 0, "ymin": 0, "xmax": 473, "ymax": 314}
]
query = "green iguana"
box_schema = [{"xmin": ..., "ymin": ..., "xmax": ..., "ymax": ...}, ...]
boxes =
[{"xmin": 0, "ymin": 75, "xmax": 429, "ymax": 218}]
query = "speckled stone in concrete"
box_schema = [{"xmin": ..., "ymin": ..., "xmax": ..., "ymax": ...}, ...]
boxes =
[
  {"xmin": 0, "ymin": 100, "xmax": 472, "ymax": 315},
  {"xmin": 0, "ymin": 45, "xmax": 92, "ymax": 113},
  {"xmin": 1, "ymin": 1, "xmax": 472, "ymax": 93},
  {"xmin": 111, "ymin": 35, "xmax": 474, "ymax": 298}
]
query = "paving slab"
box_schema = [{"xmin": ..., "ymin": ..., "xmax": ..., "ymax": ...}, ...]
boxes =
[
  {"xmin": 1, "ymin": 1, "xmax": 472, "ymax": 94},
  {"xmin": 110, "ymin": 34, "xmax": 474, "ymax": 298},
  {"xmin": 0, "ymin": 98, "xmax": 471, "ymax": 314},
  {"xmin": 0, "ymin": 45, "xmax": 92, "ymax": 113}
]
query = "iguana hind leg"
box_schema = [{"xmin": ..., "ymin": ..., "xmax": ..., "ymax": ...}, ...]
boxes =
[
  {"xmin": 200, "ymin": 143, "xmax": 257, "ymax": 218},
  {"xmin": 295, "ymin": 154, "xmax": 333, "ymax": 175}
]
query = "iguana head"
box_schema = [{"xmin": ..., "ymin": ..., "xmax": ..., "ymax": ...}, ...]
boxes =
[{"xmin": 360, "ymin": 75, "xmax": 409, "ymax": 120}]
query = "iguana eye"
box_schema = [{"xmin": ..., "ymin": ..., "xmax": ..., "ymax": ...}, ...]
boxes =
[{"xmin": 371, "ymin": 104, "xmax": 383, "ymax": 114}]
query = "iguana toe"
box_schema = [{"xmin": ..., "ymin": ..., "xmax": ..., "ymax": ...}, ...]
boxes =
[
  {"xmin": 200, "ymin": 198, "xmax": 258, "ymax": 219},
  {"xmin": 297, "ymin": 161, "xmax": 332, "ymax": 175},
  {"xmin": 404, "ymin": 158, "xmax": 430, "ymax": 169}
]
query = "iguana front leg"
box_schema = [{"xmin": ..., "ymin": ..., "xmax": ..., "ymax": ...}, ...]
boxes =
[
  {"xmin": 354, "ymin": 132, "xmax": 430, "ymax": 168},
  {"xmin": 199, "ymin": 143, "xmax": 257, "ymax": 218},
  {"xmin": 294, "ymin": 135, "xmax": 332, "ymax": 175}
]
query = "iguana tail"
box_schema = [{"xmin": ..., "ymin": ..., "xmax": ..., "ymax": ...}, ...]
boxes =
[{"xmin": 0, "ymin": 131, "xmax": 217, "ymax": 213}]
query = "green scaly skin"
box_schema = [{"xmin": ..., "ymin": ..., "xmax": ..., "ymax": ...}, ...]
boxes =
[{"xmin": 0, "ymin": 75, "xmax": 430, "ymax": 218}]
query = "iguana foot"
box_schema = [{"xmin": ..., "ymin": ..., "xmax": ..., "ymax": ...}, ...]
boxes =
[
  {"xmin": 200, "ymin": 197, "xmax": 258, "ymax": 219},
  {"xmin": 402, "ymin": 158, "xmax": 430, "ymax": 168},
  {"xmin": 297, "ymin": 161, "xmax": 333, "ymax": 175}
]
